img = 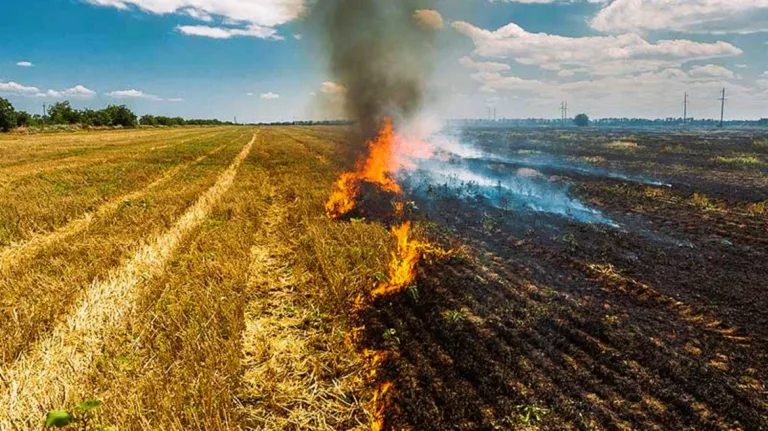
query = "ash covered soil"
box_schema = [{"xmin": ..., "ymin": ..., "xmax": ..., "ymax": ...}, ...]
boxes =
[{"xmin": 361, "ymin": 127, "xmax": 768, "ymax": 430}]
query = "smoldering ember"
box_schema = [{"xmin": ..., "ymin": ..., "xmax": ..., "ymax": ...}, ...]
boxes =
[{"xmin": 1, "ymin": 1, "xmax": 767, "ymax": 430}]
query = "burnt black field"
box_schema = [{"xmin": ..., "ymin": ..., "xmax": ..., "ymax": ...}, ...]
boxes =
[{"xmin": 361, "ymin": 127, "xmax": 768, "ymax": 430}]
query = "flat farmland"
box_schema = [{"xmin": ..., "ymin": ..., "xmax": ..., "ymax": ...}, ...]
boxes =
[
  {"xmin": 0, "ymin": 127, "xmax": 384, "ymax": 430},
  {"xmin": 1, "ymin": 126, "xmax": 767, "ymax": 431}
]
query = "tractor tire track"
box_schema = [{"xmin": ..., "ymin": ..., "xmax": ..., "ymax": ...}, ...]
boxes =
[
  {"xmin": 0, "ymin": 133, "xmax": 256, "ymax": 429},
  {"xmin": 0, "ymin": 141, "xmax": 231, "ymax": 275}
]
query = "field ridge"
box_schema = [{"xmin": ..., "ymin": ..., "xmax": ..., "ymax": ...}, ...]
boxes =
[
  {"xmin": 0, "ymin": 133, "xmax": 256, "ymax": 429},
  {"xmin": 0, "ymin": 141, "xmax": 231, "ymax": 275}
]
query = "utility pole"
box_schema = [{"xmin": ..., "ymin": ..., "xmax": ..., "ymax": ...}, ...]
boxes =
[
  {"xmin": 560, "ymin": 101, "xmax": 568, "ymax": 124},
  {"xmin": 493, "ymin": 107, "xmax": 497, "ymax": 122},
  {"xmin": 683, "ymin": 92, "xmax": 689, "ymax": 125},
  {"xmin": 718, "ymin": 88, "xmax": 726, "ymax": 128},
  {"xmin": 42, "ymin": 104, "xmax": 47, "ymax": 128}
]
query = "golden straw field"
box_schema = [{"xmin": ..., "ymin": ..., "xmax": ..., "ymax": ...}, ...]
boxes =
[{"xmin": 0, "ymin": 127, "xmax": 387, "ymax": 430}]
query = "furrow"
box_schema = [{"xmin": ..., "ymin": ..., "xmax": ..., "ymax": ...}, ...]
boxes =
[
  {"xmin": 0, "ymin": 142, "xmax": 230, "ymax": 275},
  {"xmin": 0, "ymin": 133, "xmax": 256, "ymax": 429}
]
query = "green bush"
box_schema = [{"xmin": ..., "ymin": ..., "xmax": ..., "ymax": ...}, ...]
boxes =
[
  {"xmin": 0, "ymin": 97, "xmax": 17, "ymax": 132},
  {"xmin": 574, "ymin": 113, "xmax": 590, "ymax": 127}
]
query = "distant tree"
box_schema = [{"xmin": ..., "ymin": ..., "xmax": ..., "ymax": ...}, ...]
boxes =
[
  {"xmin": 16, "ymin": 111, "xmax": 31, "ymax": 127},
  {"xmin": 104, "ymin": 105, "xmax": 137, "ymax": 127},
  {"xmin": 0, "ymin": 97, "xmax": 17, "ymax": 132},
  {"xmin": 80, "ymin": 109, "xmax": 112, "ymax": 127},
  {"xmin": 48, "ymin": 101, "xmax": 81, "ymax": 124},
  {"xmin": 139, "ymin": 114, "xmax": 157, "ymax": 126},
  {"xmin": 574, "ymin": 113, "xmax": 590, "ymax": 127},
  {"xmin": 759, "ymin": 118, "xmax": 768, "ymax": 126}
]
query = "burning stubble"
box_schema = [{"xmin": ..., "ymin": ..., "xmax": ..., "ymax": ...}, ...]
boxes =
[{"xmin": 314, "ymin": 0, "xmax": 438, "ymax": 139}]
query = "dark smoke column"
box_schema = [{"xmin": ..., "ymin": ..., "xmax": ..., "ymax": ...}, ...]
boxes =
[{"xmin": 315, "ymin": 0, "xmax": 439, "ymax": 139}]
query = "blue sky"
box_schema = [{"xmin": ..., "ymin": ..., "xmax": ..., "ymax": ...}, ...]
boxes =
[{"xmin": 2, "ymin": 0, "xmax": 768, "ymax": 121}]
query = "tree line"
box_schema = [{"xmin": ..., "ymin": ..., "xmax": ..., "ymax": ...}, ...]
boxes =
[{"xmin": 0, "ymin": 97, "xmax": 233, "ymax": 132}]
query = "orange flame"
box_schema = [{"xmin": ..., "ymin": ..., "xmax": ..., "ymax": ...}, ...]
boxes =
[
  {"xmin": 327, "ymin": 119, "xmax": 449, "ymax": 431},
  {"xmin": 371, "ymin": 381, "xmax": 393, "ymax": 431},
  {"xmin": 372, "ymin": 222, "xmax": 423, "ymax": 298},
  {"xmin": 326, "ymin": 119, "xmax": 402, "ymax": 219}
]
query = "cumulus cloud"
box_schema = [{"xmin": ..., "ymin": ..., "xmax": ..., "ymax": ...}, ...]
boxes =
[
  {"xmin": 321, "ymin": 81, "xmax": 346, "ymax": 94},
  {"xmin": 16, "ymin": 61, "xmax": 34, "ymax": 67},
  {"xmin": 0, "ymin": 81, "xmax": 40, "ymax": 95},
  {"xmin": 591, "ymin": 0, "xmax": 768, "ymax": 34},
  {"xmin": 466, "ymin": 66, "xmax": 768, "ymax": 117},
  {"xmin": 414, "ymin": 9, "xmax": 444, "ymax": 30},
  {"xmin": 107, "ymin": 89, "xmax": 176, "ymax": 101},
  {"xmin": 260, "ymin": 92, "xmax": 280, "ymax": 99},
  {"xmin": 459, "ymin": 56, "xmax": 511, "ymax": 73},
  {"xmin": 0, "ymin": 82, "xmax": 97, "ymax": 99},
  {"xmin": 83, "ymin": 0, "xmax": 304, "ymax": 39},
  {"xmin": 177, "ymin": 24, "xmax": 280, "ymax": 40},
  {"xmin": 689, "ymin": 64, "xmax": 738, "ymax": 79},
  {"xmin": 59, "ymin": 85, "xmax": 97, "ymax": 98},
  {"xmin": 452, "ymin": 20, "xmax": 743, "ymax": 76}
]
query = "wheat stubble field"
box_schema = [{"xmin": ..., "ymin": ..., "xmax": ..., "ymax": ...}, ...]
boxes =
[
  {"xmin": 2, "ymin": 126, "xmax": 767, "ymax": 431},
  {"xmin": 0, "ymin": 127, "xmax": 388, "ymax": 430}
]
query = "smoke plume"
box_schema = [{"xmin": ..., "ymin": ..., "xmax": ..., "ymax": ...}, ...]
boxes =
[{"xmin": 314, "ymin": 0, "xmax": 440, "ymax": 139}]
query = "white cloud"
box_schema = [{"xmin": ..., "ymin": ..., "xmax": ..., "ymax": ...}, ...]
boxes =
[
  {"xmin": 260, "ymin": 92, "xmax": 280, "ymax": 99},
  {"xmin": 167, "ymin": 97, "xmax": 185, "ymax": 102},
  {"xmin": 84, "ymin": 0, "xmax": 305, "ymax": 39},
  {"xmin": 29, "ymin": 85, "xmax": 97, "ymax": 99},
  {"xmin": 16, "ymin": 61, "xmax": 34, "ymax": 67},
  {"xmin": 452, "ymin": 20, "xmax": 743, "ymax": 76},
  {"xmin": 321, "ymin": 81, "xmax": 346, "ymax": 94},
  {"xmin": 36, "ymin": 90, "xmax": 62, "ymax": 98},
  {"xmin": 246, "ymin": 92, "xmax": 254, "ymax": 96},
  {"xmin": 108, "ymin": 89, "xmax": 164, "ymax": 101},
  {"xmin": 176, "ymin": 24, "xmax": 281, "ymax": 40},
  {"xmin": 689, "ymin": 64, "xmax": 738, "ymax": 79},
  {"xmin": 0, "ymin": 81, "xmax": 40, "ymax": 95},
  {"xmin": 464, "ymin": 66, "xmax": 768, "ymax": 118},
  {"xmin": 182, "ymin": 7, "xmax": 212, "ymax": 22},
  {"xmin": 459, "ymin": 56, "xmax": 511, "ymax": 73},
  {"xmin": 62, "ymin": 85, "xmax": 97, "ymax": 98},
  {"xmin": 0, "ymin": 83, "xmax": 94, "ymax": 99},
  {"xmin": 591, "ymin": 0, "xmax": 768, "ymax": 34},
  {"xmin": 735, "ymin": 64, "xmax": 748, "ymax": 68},
  {"xmin": 293, "ymin": 33, "xmax": 303, "ymax": 40}
]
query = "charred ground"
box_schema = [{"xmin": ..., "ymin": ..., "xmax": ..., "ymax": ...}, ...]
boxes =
[{"xmin": 358, "ymin": 127, "xmax": 768, "ymax": 430}]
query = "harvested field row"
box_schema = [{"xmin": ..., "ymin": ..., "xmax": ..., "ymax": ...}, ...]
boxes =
[
  {"xmin": 0, "ymin": 132, "xmax": 250, "ymax": 363},
  {"xmin": 0, "ymin": 132, "xmax": 256, "ymax": 428},
  {"xmin": 0, "ymin": 128, "xmax": 221, "ymax": 170},
  {"xmin": 0, "ymin": 128, "xmax": 243, "ymax": 248}
]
